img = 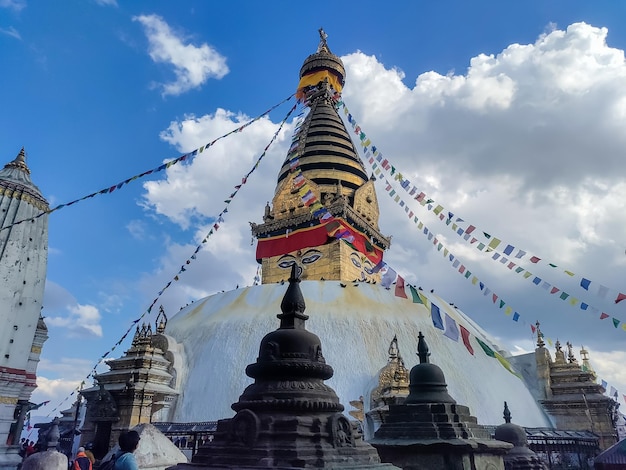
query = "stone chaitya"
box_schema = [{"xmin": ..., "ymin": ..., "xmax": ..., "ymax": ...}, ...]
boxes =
[
  {"xmin": 494, "ymin": 402, "xmax": 546, "ymax": 470},
  {"xmin": 169, "ymin": 265, "xmax": 399, "ymax": 469},
  {"xmin": 370, "ymin": 332, "xmax": 512, "ymax": 469}
]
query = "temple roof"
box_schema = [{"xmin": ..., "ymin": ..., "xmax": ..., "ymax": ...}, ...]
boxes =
[{"xmin": 0, "ymin": 148, "xmax": 48, "ymax": 209}]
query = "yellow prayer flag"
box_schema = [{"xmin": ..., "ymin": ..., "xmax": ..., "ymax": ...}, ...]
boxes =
[
  {"xmin": 523, "ymin": 272, "xmax": 533, "ymax": 279},
  {"xmin": 417, "ymin": 222, "xmax": 423, "ymax": 230},
  {"xmin": 471, "ymin": 276, "xmax": 478, "ymax": 285},
  {"xmin": 569, "ymin": 298, "xmax": 579, "ymax": 306},
  {"xmin": 433, "ymin": 205, "xmax": 444, "ymax": 215},
  {"xmin": 488, "ymin": 238, "xmax": 501, "ymax": 250},
  {"xmin": 443, "ymin": 248, "xmax": 449, "ymax": 257},
  {"xmin": 564, "ymin": 270, "xmax": 575, "ymax": 276},
  {"xmin": 394, "ymin": 195, "xmax": 400, "ymax": 202},
  {"xmin": 505, "ymin": 306, "xmax": 512, "ymax": 315}
]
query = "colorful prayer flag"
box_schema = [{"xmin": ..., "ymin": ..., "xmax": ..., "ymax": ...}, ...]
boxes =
[
  {"xmin": 460, "ymin": 325, "xmax": 474, "ymax": 355},
  {"xmin": 395, "ymin": 275, "xmax": 408, "ymax": 299},
  {"xmin": 443, "ymin": 313, "xmax": 460, "ymax": 341},
  {"xmin": 431, "ymin": 303, "xmax": 444, "ymax": 330}
]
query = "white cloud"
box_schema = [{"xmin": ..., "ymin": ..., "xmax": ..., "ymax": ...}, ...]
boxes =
[
  {"xmin": 0, "ymin": 0, "xmax": 26, "ymax": 12},
  {"xmin": 133, "ymin": 14, "xmax": 228, "ymax": 96},
  {"xmin": 43, "ymin": 281, "xmax": 103, "ymax": 337},
  {"xmin": 0, "ymin": 26, "xmax": 20, "ymax": 39},
  {"xmin": 93, "ymin": 0, "xmax": 117, "ymax": 6},
  {"xmin": 137, "ymin": 22, "xmax": 626, "ymax": 396}
]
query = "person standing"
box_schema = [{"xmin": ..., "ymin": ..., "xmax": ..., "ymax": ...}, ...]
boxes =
[
  {"xmin": 113, "ymin": 431, "xmax": 140, "ymax": 470},
  {"xmin": 83, "ymin": 443, "xmax": 95, "ymax": 465},
  {"xmin": 73, "ymin": 447, "xmax": 92, "ymax": 470}
]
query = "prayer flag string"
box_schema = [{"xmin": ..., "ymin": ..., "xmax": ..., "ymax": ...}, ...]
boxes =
[
  {"xmin": 338, "ymin": 99, "xmax": 626, "ymax": 332},
  {"xmin": 4, "ymin": 94, "xmax": 295, "ymax": 233},
  {"xmin": 337, "ymin": 99, "xmax": 626, "ymax": 310}
]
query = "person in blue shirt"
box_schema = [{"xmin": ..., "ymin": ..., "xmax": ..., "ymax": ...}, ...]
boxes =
[{"xmin": 113, "ymin": 431, "xmax": 140, "ymax": 470}]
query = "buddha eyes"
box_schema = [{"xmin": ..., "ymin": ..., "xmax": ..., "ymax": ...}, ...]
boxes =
[
  {"xmin": 278, "ymin": 259, "xmax": 296, "ymax": 269},
  {"xmin": 302, "ymin": 252, "xmax": 322, "ymax": 264},
  {"xmin": 277, "ymin": 249, "xmax": 323, "ymax": 269}
]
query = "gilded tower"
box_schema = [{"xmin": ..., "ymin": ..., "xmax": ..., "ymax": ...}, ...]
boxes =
[{"xmin": 252, "ymin": 30, "xmax": 390, "ymax": 284}]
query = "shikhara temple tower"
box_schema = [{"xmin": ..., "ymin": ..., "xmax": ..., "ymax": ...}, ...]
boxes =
[
  {"xmin": 0, "ymin": 149, "xmax": 49, "ymax": 469},
  {"xmin": 252, "ymin": 29, "xmax": 390, "ymax": 284}
]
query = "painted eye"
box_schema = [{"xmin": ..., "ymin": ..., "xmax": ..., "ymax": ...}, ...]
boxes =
[
  {"xmin": 278, "ymin": 260, "xmax": 296, "ymax": 269},
  {"xmin": 350, "ymin": 257, "xmax": 362, "ymax": 269},
  {"xmin": 302, "ymin": 253, "xmax": 322, "ymax": 264},
  {"xmin": 363, "ymin": 260, "xmax": 374, "ymax": 274}
]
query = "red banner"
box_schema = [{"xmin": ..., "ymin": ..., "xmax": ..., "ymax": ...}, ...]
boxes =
[{"xmin": 256, "ymin": 224, "xmax": 332, "ymax": 260}]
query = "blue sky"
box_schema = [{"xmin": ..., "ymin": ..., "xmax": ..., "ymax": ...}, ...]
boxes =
[{"xmin": 2, "ymin": 0, "xmax": 626, "ymax": 417}]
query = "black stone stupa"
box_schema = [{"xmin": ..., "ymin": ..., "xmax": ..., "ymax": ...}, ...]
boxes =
[
  {"xmin": 494, "ymin": 402, "xmax": 547, "ymax": 470},
  {"xmin": 370, "ymin": 332, "xmax": 512, "ymax": 469},
  {"xmin": 169, "ymin": 265, "xmax": 398, "ymax": 469}
]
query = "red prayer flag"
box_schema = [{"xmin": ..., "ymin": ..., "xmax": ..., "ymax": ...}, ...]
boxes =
[
  {"xmin": 550, "ymin": 287, "xmax": 560, "ymax": 294},
  {"xmin": 460, "ymin": 324, "xmax": 474, "ymax": 355},
  {"xmin": 530, "ymin": 256, "xmax": 541, "ymax": 263},
  {"xmin": 615, "ymin": 292, "xmax": 626, "ymax": 304},
  {"xmin": 395, "ymin": 275, "xmax": 408, "ymax": 299},
  {"xmin": 600, "ymin": 312, "xmax": 610, "ymax": 320},
  {"xmin": 530, "ymin": 324, "xmax": 536, "ymax": 334}
]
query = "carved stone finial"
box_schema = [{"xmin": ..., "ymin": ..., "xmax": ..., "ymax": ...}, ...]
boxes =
[
  {"xmin": 555, "ymin": 340, "xmax": 562, "ymax": 353},
  {"xmin": 277, "ymin": 264, "xmax": 308, "ymax": 329},
  {"xmin": 388, "ymin": 335, "xmax": 399, "ymax": 360},
  {"xmin": 317, "ymin": 28, "xmax": 329, "ymax": 52},
  {"xmin": 156, "ymin": 305, "xmax": 167, "ymax": 334},
  {"xmin": 503, "ymin": 401, "xmax": 512, "ymax": 424},
  {"xmin": 417, "ymin": 331, "xmax": 430, "ymax": 364},
  {"xmin": 567, "ymin": 341, "xmax": 577, "ymax": 363},
  {"xmin": 535, "ymin": 321, "xmax": 545, "ymax": 348}
]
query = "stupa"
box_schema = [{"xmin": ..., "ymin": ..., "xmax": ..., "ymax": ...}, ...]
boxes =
[
  {"xmin": 494, "ymin": 402, "xmax": 547, "ymax": 470},
  {"xmin": 161, "ymin": 31, "xmax": 551, "ymax": 436},
  {"xmin": 369, "ymin": 332, "xmax": 512, "ymax": 469}
]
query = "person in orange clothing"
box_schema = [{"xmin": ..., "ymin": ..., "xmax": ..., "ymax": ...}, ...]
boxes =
[
  {"xmin": 84, "ymin": 443, "xmax": 96, "ymax": 465},
  {"xmin": 73, "ymin": 446, "xmax": 92, "ymax": 470}
]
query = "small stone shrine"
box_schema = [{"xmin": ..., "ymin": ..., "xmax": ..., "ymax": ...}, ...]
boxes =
[
  {"xmin": 370, "ymin": 332, "xmax": 512, "ymax": 470},
  {"xmin": 168, "ymin": 265, "xmax": 398, "ymax": 469},
  {"xmin": 494, "ymin": 402, "xmax": 546, "ymax": 470}
]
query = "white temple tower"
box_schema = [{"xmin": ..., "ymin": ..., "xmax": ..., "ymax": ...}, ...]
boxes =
[{"xmin": 0, "ymin": 149, "xmax": 49, "ymax": 469}]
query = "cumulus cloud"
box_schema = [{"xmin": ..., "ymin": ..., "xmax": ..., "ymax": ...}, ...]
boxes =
[
  {"xmin": 133, "ymin": 14, "xmax": 228, "ymax": 96},
  {"xmin": 43, "ymin": 281, "xmax": 103, "ymax": 337},
  {"xmin": 138, "ymin": 22, "xmax": 626, "ymax": 394}
]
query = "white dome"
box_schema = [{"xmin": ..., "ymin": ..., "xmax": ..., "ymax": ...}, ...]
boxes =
[{"xmin": 165, "ymin": 281, "xmax": 551, "ymax": 429}]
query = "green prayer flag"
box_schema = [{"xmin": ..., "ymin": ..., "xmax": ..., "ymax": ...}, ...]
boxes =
[
  {"xmin": 613, "ymin": 318, "xmax": 620, "ymax": 328},
  {"xmin": 475, "ymin": 337, "xmax": 496, "ymax": 358},
  {"xmin": 409, "ymin": 285, "xmax": 423, "ymax": 303}
]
